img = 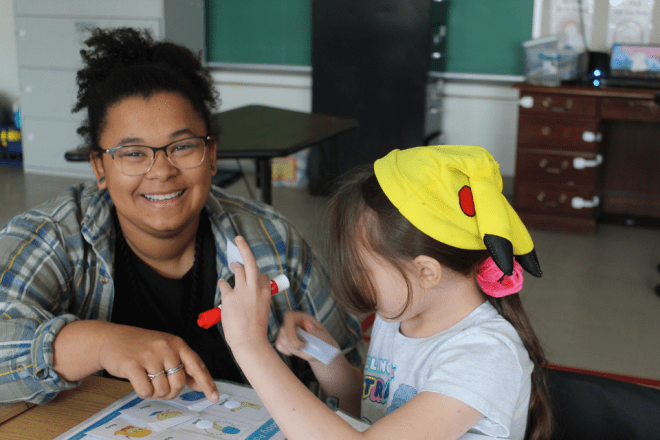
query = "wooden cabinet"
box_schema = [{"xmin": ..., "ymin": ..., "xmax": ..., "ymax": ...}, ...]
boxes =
[
  {"xmin": 514, "ymin": 86, "xmax": 603, "ymax": 233},
  {"xmin": 514, "ymin": 84, "xmax": 660, "ymax": 233}
]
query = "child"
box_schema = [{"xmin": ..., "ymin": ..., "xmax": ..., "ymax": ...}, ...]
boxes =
[{"xmin": 220, "ymin": 145, "xmax": 552, "ymax": 440}]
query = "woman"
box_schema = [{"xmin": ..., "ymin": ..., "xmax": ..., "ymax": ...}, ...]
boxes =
[{"xmin": 0, "ymin": 27, "xmax": 361, "ymax": 404}]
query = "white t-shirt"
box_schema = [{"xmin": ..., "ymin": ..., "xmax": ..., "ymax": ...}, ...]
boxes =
[{"xmin": 361, "ymin": 301, "xmax": 533, "ymax": 440}]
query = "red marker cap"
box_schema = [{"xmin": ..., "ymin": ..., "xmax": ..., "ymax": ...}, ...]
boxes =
[
  {"xmin": 197, "ymin": 274, "xmax": 290, "ymax": 329},
  {"xmin": 197, "ymin": 307, "xmax": 221, "ymax": 329},
  {"xmin": 270, "ymin": 274, "xmax": 290, "ymax": 294}
]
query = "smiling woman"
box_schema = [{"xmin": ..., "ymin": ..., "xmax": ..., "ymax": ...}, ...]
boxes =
[{"xmin": 0, "ymin": 27, "xmax": 362, "ymax": 405}]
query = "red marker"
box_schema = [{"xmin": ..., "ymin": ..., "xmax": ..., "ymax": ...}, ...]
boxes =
[{"xmin": 197, "ymin": 274, "xmax": 290, "ymax": 329}]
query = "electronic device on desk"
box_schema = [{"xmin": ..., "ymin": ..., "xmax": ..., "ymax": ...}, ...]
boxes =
[
  {"xmin": 599, "ymin": 43, "xmax": 660, "ymax": 89},
  {"xmin": 576, "ymin": 51, "xmax": 610, "ymax": 87}
]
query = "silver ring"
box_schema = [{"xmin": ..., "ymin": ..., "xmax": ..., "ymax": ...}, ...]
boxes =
[
  {"xmin": 147, "ymin": 370, "xmax": 166, "ymax": 380},
  {"xmin": 165, "ymin": 363, "xmax": 184, "ymax": 375}
]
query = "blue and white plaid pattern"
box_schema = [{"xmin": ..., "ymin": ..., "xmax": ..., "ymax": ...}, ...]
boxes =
[{"xmin": 0, "ymin": 182, "xmax": 361, "ymax": 404}]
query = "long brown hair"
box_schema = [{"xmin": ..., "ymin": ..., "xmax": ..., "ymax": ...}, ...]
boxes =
[{"xmin": 324, "ymin": 165, "xmax": 552, "ymax": 440}]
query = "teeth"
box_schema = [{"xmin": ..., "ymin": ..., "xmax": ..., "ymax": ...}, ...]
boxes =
[{"xmin": 143, "ymin": 190, "xmax": 184, "ymax": 202}]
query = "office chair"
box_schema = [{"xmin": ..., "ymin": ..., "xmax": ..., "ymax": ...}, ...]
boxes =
[{"xmin": 544, "ymin": 364, "xmax": 660, "ymax": 440}]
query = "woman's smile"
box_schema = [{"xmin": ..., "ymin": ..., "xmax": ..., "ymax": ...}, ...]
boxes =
[{"xmin": 141, "ymin": 189, "xmax": 186, "ymax": 203}]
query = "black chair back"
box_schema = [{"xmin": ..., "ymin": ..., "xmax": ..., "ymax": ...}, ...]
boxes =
[{"xmin": 544, "ymin": 367, "xmax": 660, "ymax": 440}]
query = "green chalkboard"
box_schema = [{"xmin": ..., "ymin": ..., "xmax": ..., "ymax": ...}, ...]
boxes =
[
  {"xmin": 205, "ymin": 0, "xmax": 311, "ymax": 66},
  {"xmin": 204, "ymin": 0, "xmax": 532, "ymax": 75},
  {"xmin": 443, "ymin": 0, "xmax": 533, "ymax": 76}
]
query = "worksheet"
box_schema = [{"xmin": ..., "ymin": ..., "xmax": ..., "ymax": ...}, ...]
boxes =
[{"xmin": 54, "ymin": 381, "xmax": 285, "ymax": 440}]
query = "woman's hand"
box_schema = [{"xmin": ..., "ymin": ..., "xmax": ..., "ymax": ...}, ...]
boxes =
[
  {"xmin": 53, "ymin": 320, "xmax": 219, "ymax": 402},
  {"xmin": 97, "ymin": 324, "xmax": 219, "ymax": 401},
  {"xmin": 219, "ymin": 236, "xmax": 273, "ymax": 351},
  {"xmin": 275, "ymin": 311, "xmax": 341, "ymax": 364}
]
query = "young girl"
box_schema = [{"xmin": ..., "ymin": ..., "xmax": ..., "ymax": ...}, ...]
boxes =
[{"xmin": 220, "ymin": 145, "xmax": 552, "ymax": 440}]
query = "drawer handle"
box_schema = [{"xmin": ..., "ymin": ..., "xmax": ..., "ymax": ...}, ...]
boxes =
[
  {"xmin": 537, "ymin": 192, "xmax": 567, "ymax": 207},
  {"xmin": 542, "ymin": 97, "xmax": 573, "ymax": 112},
  {"xmin": 628, "ymin": 100, "xmax": 658, "ymax": 110},
  {"xmin": 519, "ymin": 96, "xmax": 534, "ymax": 108},
  {"xmin": 539, "ymin": 158, "xmax": 569, "ymax": 174},
  {"xmin": 582, "ymin": 131, "xmax": 602, "ymax": 143},
  {"xmin": 573, "ymin": 155, "xmax": 603, "ymax": 169},
  {"xmin": 571, "ymin": 196, "xmax": 600, "ymax": 209}
]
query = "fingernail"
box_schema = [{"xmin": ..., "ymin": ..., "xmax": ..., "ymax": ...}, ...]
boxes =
[{"xmin": 212, "ymin": 391, "xmax": 219, "ymax": 401}]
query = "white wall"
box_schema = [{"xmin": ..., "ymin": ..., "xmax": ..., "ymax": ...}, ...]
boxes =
[
  {"xmin": 0, "ymin": 0, "xmax": 20, "ymax": 106},
  {"xmin": 211, "ymin": 70, "xmax": 311, "ymax": 113},
  {"xmin": 440, "ymin": 80, "xmax": 520, "ymax": 178}
]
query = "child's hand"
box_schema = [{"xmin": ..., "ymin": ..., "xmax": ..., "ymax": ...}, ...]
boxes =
[
  {"xmin": 219, "ymin": 236, "xmax": 272, "ymax": 350},
  {"xmin": 275, "ymin": 311, "xmax": 341, "ymax": 364}
]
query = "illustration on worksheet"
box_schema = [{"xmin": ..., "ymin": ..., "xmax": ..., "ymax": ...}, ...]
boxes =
[
  {"xmin": 59, "ymin": 381, "xmax": 286, "ymax": 440},
  {"xmin": 114, "ymin": 425, "xmax": 153, "ymax": 438},
  {"xmin": 120, "ymin": 401, "xmax": 198, "ymax": 430},
  {"xmin": 204, "ymin": 398, "xmax": 267, "ymax": 423}
]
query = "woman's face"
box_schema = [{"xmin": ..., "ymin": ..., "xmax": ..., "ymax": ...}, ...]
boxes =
[{"xmin": 91, "ymin": 92, "xmax": 216, "ymax": 239}]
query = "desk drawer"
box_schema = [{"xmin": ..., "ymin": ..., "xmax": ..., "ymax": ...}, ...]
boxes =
[
  {"xmin": 514, "ymin": 183, "xmax": 598, "ymax": 218},
  {"xmin": 518, "ymin": 118, "xmax": 600, "ymax": 153},
  {"xmin": 519, "ymin": 92, "xmax": 598, "ymax": 118},
  {"xmin": 601, "ymin": 97, "xmax": 660, "ymax": 123},
  {"xmin": 515, "ymin": 151, "xmax": 600, "ymax": 187}
]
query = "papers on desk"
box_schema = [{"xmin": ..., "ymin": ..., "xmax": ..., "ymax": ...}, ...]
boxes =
[{"xmin": 55, "ymin": 382, "xmax": 284, "ymax": 440}]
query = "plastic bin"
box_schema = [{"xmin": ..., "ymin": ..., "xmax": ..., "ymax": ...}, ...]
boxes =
[
  {"xmin": 523, "ymin": 36, "xmax": 580, "ymax": 86},
  {"xmin": 0, "ymin": 126, "xmax": 23, "ymax": 168}
]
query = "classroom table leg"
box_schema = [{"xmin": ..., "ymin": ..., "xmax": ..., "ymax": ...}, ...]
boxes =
[{"xmin": 259, "ymin": 158, "xmax": 272, "ymax": 205}]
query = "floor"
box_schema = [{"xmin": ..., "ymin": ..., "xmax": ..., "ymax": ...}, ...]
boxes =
[{"xmin": 1, "ymin": 166, "xmax": 659, "ymax": 381}]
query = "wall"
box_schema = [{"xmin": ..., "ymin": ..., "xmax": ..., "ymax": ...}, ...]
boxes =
[
  {"xmin": 3, "ymin": 3, "xmax": 519, "ymax": 182},
  {"xmin": 440, "ymin": 80, "xmax": 520, "ymax": 180},
  {"xmin": 211, "ymin": 70, "xmax": 520, "ymax": 181},
  {"xmin": 0, "ymin": 0, "xmax": 20, "ymax": 108}
]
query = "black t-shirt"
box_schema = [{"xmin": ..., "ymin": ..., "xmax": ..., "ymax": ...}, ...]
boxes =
[{"xmin": 111, "ymin": 211, "xmax": 244, "ymax": 383}]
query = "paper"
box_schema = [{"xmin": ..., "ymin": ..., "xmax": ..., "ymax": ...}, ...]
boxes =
[
  {"xmin": 297, "ymin": 328, "xmax": 341, "ymax": 365},
  {"xmin": 226, "ymin": 238, "xmax": 244, "ymax": 271},
  {"xmin": 119, "ymin": 400, "xmax": 199, "ymax": 431},
  {"xmin": 54, "ymin": 380, "xmax": 285, "ymax": 440},
  {"xmin": 168, "ymin": 386, "xmax": 228, "ymax": 411},
  {"xmin": 607, "ymin": 0, "xmax": 655, "ymax": 47},
  {"xmin": 335, "ymin": 409, "xmax": 370, "ymax": 432}
]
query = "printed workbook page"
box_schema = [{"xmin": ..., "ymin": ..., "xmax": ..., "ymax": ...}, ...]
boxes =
[{"xmin": 54, "ymin": 381, "xmax": 285, "ymax": 440}]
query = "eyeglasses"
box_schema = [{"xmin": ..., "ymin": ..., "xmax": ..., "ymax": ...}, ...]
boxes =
[{"xmin": 104, "ymin": 136, "xmax": 212, "ymax": 176}]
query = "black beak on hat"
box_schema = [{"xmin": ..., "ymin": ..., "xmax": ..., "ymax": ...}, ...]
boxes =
[
  {"xmin": 483, "ymin": 234, "xmax": 542, "ymax": 278},
  {"xmin": 515, "ymin": 249, "xmax": 543, "ymax": 278}
]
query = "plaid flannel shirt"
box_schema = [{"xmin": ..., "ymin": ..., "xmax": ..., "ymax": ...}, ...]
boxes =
[{"xmin": 0, "ymin": 182, "xmax": 361, "ymax": 404}]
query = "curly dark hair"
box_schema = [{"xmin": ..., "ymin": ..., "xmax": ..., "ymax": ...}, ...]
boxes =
[{"xmin": 72, "ymin": 27, "xmax": 220, "ymax": 153}]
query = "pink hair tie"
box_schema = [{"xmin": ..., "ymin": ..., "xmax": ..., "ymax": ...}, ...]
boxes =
[{"xmin": 476, "ymin": 257, "xmax": 523, "ymax": 297}]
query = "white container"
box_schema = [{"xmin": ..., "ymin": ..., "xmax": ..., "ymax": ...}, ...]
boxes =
[{"xmin": 523, "ymin": 36, "xmax": 580, "ymax": 86}]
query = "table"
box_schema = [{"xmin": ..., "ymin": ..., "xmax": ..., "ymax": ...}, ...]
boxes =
[
  {"xmin": 0, "ymin": 376, "xmax": 133, "ymax": 440},
  {"xmin": 213, "ymin": 105, "xmax": 359, "ymax": 204},
  {"xmin": 514, "ymin": 84, "xmax": 660, "ymax": 233}
]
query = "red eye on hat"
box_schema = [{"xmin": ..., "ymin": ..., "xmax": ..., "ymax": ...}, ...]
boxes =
[{"xmin": 459, "ymin": 186, "xmax": 475, "ymax": 217}]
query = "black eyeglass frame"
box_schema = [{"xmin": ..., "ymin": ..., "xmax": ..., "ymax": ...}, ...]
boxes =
[{"xmin": 103, "ymin": 135, "xmax": 213, "ymax": 175}]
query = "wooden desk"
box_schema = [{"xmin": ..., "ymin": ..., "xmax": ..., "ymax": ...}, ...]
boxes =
[
  {"xmin": 514, "ymin": 84, "xmax": 660, "ymax": 233},
  {"xmin": 214, "ymin": 105, "xmax": 359, "ymax": 204},
  {"xmin": 0, "ymin": 376, "xmax": 133, "ymax": 440}
]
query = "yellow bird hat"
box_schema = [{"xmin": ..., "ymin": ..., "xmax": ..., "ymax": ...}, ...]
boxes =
[{"xmin": 374, "ymin": 145, "xmax": 541, "ymax": 277}]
